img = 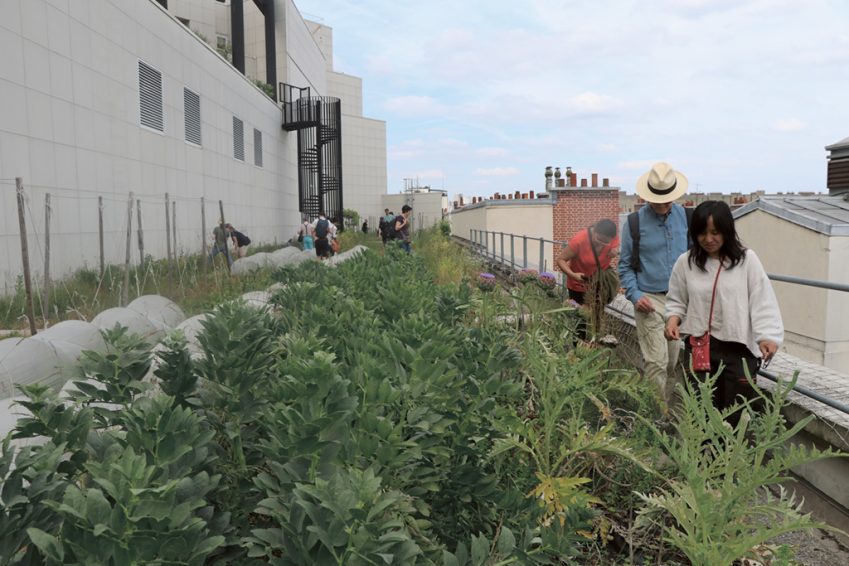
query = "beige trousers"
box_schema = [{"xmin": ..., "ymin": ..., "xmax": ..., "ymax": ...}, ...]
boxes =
[{"xmin": 634, "ymin": 292, "xmax": 682, "ymax": 403}]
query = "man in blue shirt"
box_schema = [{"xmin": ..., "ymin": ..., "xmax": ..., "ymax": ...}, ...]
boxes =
[{"xmin": 619, "ymin": 162, "xmax": 690, "ymax": 409}]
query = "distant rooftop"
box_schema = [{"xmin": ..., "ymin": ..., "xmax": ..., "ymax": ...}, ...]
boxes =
[
  {"xmin": 734, "ymin": 194, "xmax": 849, "ymax": 236},
  {"xmin": 825, "ymin": 136, "xmax": 849, "ymax": 151}
]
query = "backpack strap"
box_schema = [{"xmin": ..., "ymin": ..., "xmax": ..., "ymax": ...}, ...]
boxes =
[{"xmin": 628, "ymin": 212, "xmax": 641, "ymax": 273}]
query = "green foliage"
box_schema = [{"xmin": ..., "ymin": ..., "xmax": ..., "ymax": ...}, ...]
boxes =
[
  {"xmin": 253, "ymin": 79, "xmax": 274, "ymax": 98},
  {"xmin": 636, "ymin": 371, "xmax": 845, "ymax": 566},
  {"xmin": 342, "ymin": 208, "xmax": 361, "ymax": 230}
]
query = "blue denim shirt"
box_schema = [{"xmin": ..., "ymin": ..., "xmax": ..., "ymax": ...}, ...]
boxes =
[{"xmin": 618, "ymin": 204, "xmax": 690, "ymax": 303}]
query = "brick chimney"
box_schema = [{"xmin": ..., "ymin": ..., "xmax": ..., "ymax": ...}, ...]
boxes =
[
  {"xmin": 591, "ymin": 173, "xmax": 598, "ymax": 187},
  {"xmin": 580, "ymin": 178, "xmax": 587, "ymax": 187},
  {"xmin": 570, "ymin": 172, "xmax": 577, "ymax": 186},
  {"xmin": 529, "ymin": 190, "xmax": 535, "ymax": 199}
]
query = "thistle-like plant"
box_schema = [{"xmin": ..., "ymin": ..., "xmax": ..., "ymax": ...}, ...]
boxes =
[{"xmin": 636, "ymin": 370, "xmax": 847, "ymax": 566}]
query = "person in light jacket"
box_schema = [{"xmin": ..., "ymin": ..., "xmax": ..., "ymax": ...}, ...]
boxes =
[{"xmin": 664, "ymin": 201, "xmax": 783, "ymax": 412}]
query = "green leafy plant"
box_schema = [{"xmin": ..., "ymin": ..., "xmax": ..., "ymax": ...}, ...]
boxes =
[{"xmin": 636, "ymin": 371, "xmax": 846, "ymax": 566}]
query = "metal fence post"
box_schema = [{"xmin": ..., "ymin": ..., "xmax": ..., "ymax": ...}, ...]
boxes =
[
  {"xmin": 500, "ymin": 232, "xmax": 505, "ymax": 266},
  {"xmin": 538, "ymin": 238, "xmax": 545, "ymax": 272},
  {"xmin": 523, "ymin": 236, "xmax": 528, "ymax": 268},
  {"xmin": 510, "ymin": 234, "xmax": 515, "ymax": 269}
]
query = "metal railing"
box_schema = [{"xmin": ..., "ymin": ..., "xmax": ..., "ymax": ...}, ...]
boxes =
[{"xmin": 462, "ymin": 228, "xmax": 849, "ymax": 417}]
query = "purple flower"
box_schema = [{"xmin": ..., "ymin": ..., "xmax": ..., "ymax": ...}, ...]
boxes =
[
  {"xmin": 537, "ymin": 272, "xmax": 557, "ymax": 289},
  {"xmin": 517, "ymin": 268, "xmax": 538, "ymax": 283},
  {"xmin": 477, "ymin": 272, "xmax": 497, "ymax": 291}
]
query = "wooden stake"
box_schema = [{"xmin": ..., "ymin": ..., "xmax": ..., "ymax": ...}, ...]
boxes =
[
  {"xmin": 172, "ymin": 200, "xmax": 177, "ymax": 259},
  {"xmin": 122, "ymin": 192, "xmax": 134, "ymax": 307},
  {"xmin": 136, "ymin": 198, "xmax": 145, "ymax": 269},
  {"xmin": 98, "ymin": 196, "xmax": 105, "ymax": 278},
  {"xmin": 43, "ymin": 193, "xmax": 51, "ymax": 328},
  {"xmin": 165, "ymin": 193, "xmax": 172, "ymax": 262},
  {"xmin": 165, "ymin": 193, "xmax": 173, "ymax": 288},
  {"xmin": 201, "ymin": 196, "xmax": 207, "ymax": 273},
  {"xmin": 15, "ymin": 178, "xmax": 37, "ymax": 336}
]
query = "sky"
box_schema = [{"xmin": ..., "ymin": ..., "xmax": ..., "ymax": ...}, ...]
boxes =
[{"xmin": 294, "ymin": 0, "xmax": 849, "ymax": 199}]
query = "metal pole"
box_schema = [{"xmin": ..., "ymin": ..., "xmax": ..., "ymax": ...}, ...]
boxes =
[
  {"xmin": 538, "ymin": 238, "xmax": 545, "ymax": 272},
  {"xmin": 218, "ymin": 200, "xmax": 229, "ymax": 272},
  {"xmin": 98, "ymin": 196, "xmax": 104, "ymax": 278},
  {"xmin": 767, "ymin": 273, "xmax": 849, "ymax": 293},
  {"xmin": 136, "ymin": 198, "xmax": 144, "ymax": 269},
  {"xmin": 121, "ymin": 192, "xmax": 133, "ymax": 307},
  {"xmin": 42, "ymin": 193, "xmax": 51, "ymax": 328},
  {"xmin": 510, "ymin": 234, "xmax": 515, "ymax": 269},
  {"xmin": 15, "ymin": 178, "xmax": 37, "ymax": 335},
  {"xmin": 500, "ymin": 232, "xmax": 505, "ymax": 266},
  {"xmin": 523, "ymin": 236, "xmax": 528, "ymax": 268}
]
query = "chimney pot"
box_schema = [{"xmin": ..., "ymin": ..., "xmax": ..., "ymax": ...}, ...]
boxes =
[
  {"xmin": 602, "ymin": 178, "xmax": 609, "ymax": 187},
  {"xmin": 580, "ymin": 178, "xmax": 588, "ymax": 187},
  {"xmin": 522, "ymin": 193, "xmax": 528, "ymax": 199},
  {"xmin": 571, "ymin": 172, "xmax": 578, "ymax": 186},
  {"xmin": 529, "ymin": 190, "xmax": 535, "ymax": 199},
  {"xmin": 591, "ymin": 173, "xmax": 598, "ymax": 186}
]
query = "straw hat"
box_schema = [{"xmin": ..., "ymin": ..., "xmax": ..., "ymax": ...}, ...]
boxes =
[{"xmin": 635, "ymin": 162, "xmax": 688, "ymax": 203}]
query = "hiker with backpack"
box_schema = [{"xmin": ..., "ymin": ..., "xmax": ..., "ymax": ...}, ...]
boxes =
[
  {"xmin": 225, "ymin": 223, "xmax": 251, "ymax": 258},
  {"xmin": 312, "ymin": 212, "xmax": 333, "ymax": 259},
  {"xmin": 618, "ymin": 162, "xmax": 692, "ymax": 409},
  {"xmin": 297, "ymin": 216, "xmax": 315, "ymax": 250}
]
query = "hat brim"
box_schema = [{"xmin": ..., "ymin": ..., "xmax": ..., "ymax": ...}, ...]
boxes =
[{"xmin": 635, "ymin": 171, "xmax": 689, "ymax": 203}]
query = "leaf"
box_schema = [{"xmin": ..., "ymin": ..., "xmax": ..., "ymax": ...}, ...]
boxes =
[
  {"xmin": 496, "ymin": 527, "xmax": 516, "ymax": 555},
  {"xmin": 26, "ymin": 528, "xmax": 64, "ymax": 561}
]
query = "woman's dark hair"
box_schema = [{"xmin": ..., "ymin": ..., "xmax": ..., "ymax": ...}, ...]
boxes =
[
  {"xmin": 688, "ymin": 200, "xmax": 746, "ymax": 271},
  {"xmin": 593, "ymin": 218, "xmax": 617, "ymax": 239}
]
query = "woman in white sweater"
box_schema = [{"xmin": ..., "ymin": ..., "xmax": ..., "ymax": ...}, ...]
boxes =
[{"xmin": 664, "ymin": 201, "xmax": 783, "ymax": 411}]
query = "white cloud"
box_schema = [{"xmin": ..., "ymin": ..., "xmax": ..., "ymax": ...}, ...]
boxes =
[
  {"xmin": 383, "ymin": 95, "xmax": 444, "ymax": 116},
  {"xmin": 474, "ymin": 147, "xmax": 510, "ymax": 158},
  {"xmin": 475, "ymin": 167, "xmax": 520, "ymax": 176},
  {"xmin": 597, "ymin": 143, "xmax": 617, "ymax": 152},
  {"xmin": 617, "ymin": 160, "xmax": 656, "ymax": 171},
  {"xmin": 773, "ymin": 118, "xmax": 807, "ymax": 132},
  {"xmin": 565, "ymin": 92, "xmax": 622, "ymax": 114}
]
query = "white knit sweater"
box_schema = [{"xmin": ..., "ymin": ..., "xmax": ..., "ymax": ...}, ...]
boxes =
[{"xmin": 665, "ymin": 249, "xmax": 784, "ymax": 358}]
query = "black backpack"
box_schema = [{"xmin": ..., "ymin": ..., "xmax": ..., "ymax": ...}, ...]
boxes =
[
  {"xmin": 388, "ymin": 215, "xmax": 403, "ymax": 240},
  {"xmin": 627, "ymin": 206, "xmax": 694, "ymax": 273},
  {"xmin": 315, "ymin": 218, "xmax": 330, "ymax": 239}
]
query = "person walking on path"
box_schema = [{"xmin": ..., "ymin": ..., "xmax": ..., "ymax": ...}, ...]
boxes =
[
  {"xmin": 208, "ymin": 220, "xmax": 233, "ymax": 269},
  {"xmin": 618, "ymin": 162, "xmax": 691, "ymax": 408},
  {"xmin": 362, "ymin": 219, "xmax": 369, "ymax": 234},
  {"xmin": 226, "ymin": 223, "xmax": 251, "ymax": 258},
  {"xmin": 379, "ymin": 209, "xmax": 394, "ymax": 244},
  {"xmin": 298, "ymin": 216, "xmax": 314, "ymax": 250},
  {"xmin": 664, "ymin": 200, "xmax": 783, "ymax": 413},
  {"xmin": 394, "ymin": 205, "xmax": 413, "ymax": 253},
  {"xmin": 556, "ymin": 218, "xmax": 619, "ymax": 306},
  {"xmin": 312, "ymin": 212, "xmax": 332, "ymax": 259}
]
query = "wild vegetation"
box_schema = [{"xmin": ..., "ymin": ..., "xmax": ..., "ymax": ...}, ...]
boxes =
[{"xmin": 0, "ymin": 228, "xmax": 842, "ymax": 564}]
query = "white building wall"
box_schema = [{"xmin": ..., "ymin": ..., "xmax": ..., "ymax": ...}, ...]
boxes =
[
  {"xmin": 382, "ymin": 193, "xmax": 444, "ymax": 234},
  {"xmin": 328, "ymin": 72, "xmax": 363, "ymax": 116},
  {"xmin": 0, "ymin": 0, "xmax": 310, "ymax": 291},
  {"xmin": 825, "ymin": 234, "xmax": 849, "ymax": 371},
  {"xmin": 284, "ymin": 1, "xmax": 326, "ymax": 95}
]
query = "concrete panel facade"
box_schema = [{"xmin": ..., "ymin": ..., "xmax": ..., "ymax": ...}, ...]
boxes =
[{"xmin": 0, "ymin": 0, "xmax": 313, "ymax": 291}]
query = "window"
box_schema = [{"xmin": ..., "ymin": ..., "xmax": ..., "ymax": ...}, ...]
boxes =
[
  {"xmin": 138, "ymin": 61, "xmax": 164, "ymax": 132},
  {"xmin": 233, "ymin": 116, "xmax": 244, "ymax": 161},
  {"xmin": 184, "ymin": 88, "xmax": 201, "ymax": 146},
  {"xmin": 254, "ymin": 128, "xmax": 262, "ymax": 167}
]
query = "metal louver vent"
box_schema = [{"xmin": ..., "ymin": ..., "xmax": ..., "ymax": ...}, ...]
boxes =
[
  {"xmin": 233, "ymin": 116, "xmax": 244, "ymax": 161},
  {"xmin": 138, "ymin": 61, "xmax": 164, "ymax": 132},
  {"xmin": 254, "ymin": 128, "xmax": 262, "ymax": 167},
  {"xmin": 184, "ymin": 88, "xmax": 201, "ymax": 145}
]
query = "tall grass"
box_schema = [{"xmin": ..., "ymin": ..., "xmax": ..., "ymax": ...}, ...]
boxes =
[{"xmin": 0, "ymin": 249, "xmax": 276, "ymax": 328}]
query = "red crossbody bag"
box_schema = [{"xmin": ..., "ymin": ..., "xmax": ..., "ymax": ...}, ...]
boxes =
[{"xmin": 689, "ymin": 263, "xmax": 722, "ymax": 372}]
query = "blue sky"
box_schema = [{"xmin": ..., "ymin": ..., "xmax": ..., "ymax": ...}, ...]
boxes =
[{"xmin": 294, "ymin": 0, "xmax": 849, "ymax": 199}]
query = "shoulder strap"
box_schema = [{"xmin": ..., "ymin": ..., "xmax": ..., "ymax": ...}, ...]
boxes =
[
  {"xmin": 589, "ymin": 227, "xmax": 602, "ymax": 272},
  {"xmin": 685, "ymin": 206, "xmax": 695, "ymax": 248},
  {"xmin": 707, "ymin": 263, "xmax": 723, "ymax": 334},
  {"xmin": 628, "ymin": 212, "xmax": 641, "ymax": 273}
]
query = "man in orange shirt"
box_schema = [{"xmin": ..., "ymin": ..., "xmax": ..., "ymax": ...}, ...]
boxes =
[{"xmin": 556, "ymin": 219, "xmax": 619, "ymax": 305}]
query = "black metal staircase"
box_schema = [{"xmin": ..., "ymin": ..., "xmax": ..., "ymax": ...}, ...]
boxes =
[{"xmin": 280, "ymin": 84, "xmax": 343, "ymax": 226}]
